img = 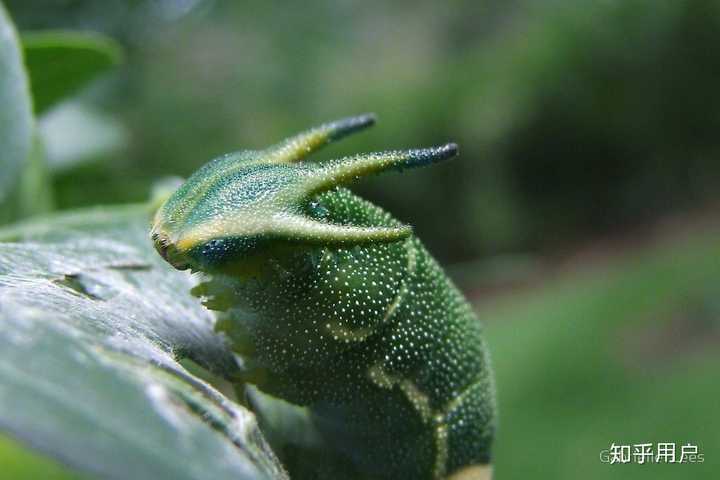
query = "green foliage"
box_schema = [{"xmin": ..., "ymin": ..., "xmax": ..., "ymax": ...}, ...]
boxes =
[
  {"xmin": 0, "ymin": 2, "xmax": 34, "ymax": 224},
  {"xmin": 471, "ymin": 0, "xmax": 720, "ymax": 247},
  {"xmin": 486, "ymin": 228, "xmax": 720, "ymax": 480},
  {"xmin": 0, "ymin": 434, "xmax": 84, "ymax": 480},
  {"xmin": 0, "ymin": 4, "xmax": 122, "ymax": 225},
  {"xmin": 22, "ymin": 30, "xmax": 123, "ymax": 114},
  {"xmin": 0, "ymin": 205, "xmax": 287, "ymax": 480}
]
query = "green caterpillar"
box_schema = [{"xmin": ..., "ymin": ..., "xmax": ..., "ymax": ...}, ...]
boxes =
[{"xmin": 151, "ymin": 115, "xmax": 496, "ymax": 480}]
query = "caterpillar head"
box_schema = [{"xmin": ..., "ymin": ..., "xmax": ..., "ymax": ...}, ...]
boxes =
[{"xmin": 151, "ymin": 114, "xmax": 458, "ymax": 273}]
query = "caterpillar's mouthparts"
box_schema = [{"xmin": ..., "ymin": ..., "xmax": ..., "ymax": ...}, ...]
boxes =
[{"xmin": 151, "ymin": 231, "xmax": 191, "ymax": 270}]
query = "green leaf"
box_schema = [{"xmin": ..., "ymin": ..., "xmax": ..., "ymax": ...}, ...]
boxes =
[
  {"xmin": 0, "ymin": 434, "xmax": 85, "ymax": 480},
  {"xmin": 15, "ymin": 135, "xmax": 54, "ymax": 218},
  {"xmin": 0, "ymin": 2, "xmax": 34, "ymax": 222},
  {"xmin": 22, "ymin": 30, "xmax": 123, "ymax": 114},
  {"xmin": 0, "ymin": 204, "xmax": 287, "ymax": 480}
]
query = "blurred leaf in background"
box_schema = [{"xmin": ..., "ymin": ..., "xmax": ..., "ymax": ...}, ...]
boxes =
[
  {"xmin": 0, "ymin": 2, "xmax": 35, "ymax": 224},
  {"xmin": 22, "ymin": 30, "xmax": 123, "ymax": 114},
  {"xmin": 0, "ymin": 3, "xmax": 125, "ymax": 224}
]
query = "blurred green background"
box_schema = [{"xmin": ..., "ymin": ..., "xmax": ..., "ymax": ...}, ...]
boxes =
[{"xmin": 3, "ymin": 0, "xmax": 719, "ymax": 478}]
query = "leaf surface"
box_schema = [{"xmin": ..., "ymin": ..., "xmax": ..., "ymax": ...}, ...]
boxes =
[{"xmin": 0, "ymin": 204, "xmax": 287, "ymax": 480}]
